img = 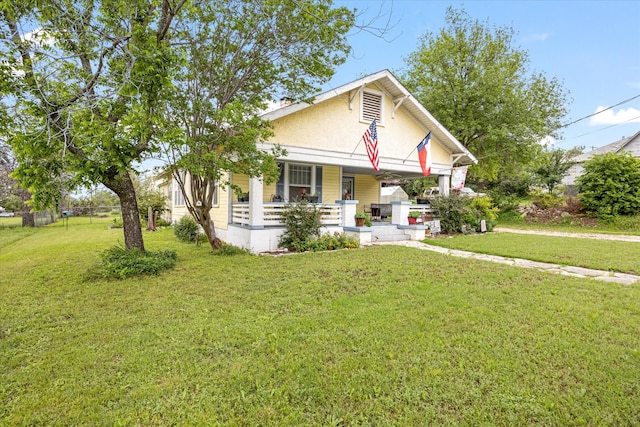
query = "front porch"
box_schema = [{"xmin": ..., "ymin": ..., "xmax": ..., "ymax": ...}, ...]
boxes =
[{"xmin": 227, "ymin": 199, "xmax": 438, "ymax": 252}]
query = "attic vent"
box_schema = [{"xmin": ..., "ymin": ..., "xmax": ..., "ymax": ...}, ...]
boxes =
[{"xmin": 361, "ymin": 90, "xmax": 383, "ymax": 124}]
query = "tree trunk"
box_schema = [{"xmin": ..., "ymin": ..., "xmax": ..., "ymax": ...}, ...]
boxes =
[
  {"xmin": 104, "ymin": 171, "xmax": 145, "ymax": 252},
  {"xmin": 20, "ymin": 190, "xmax": 35, "ymax": 227},
  {"xmin": 195, "ymin": 206, "xmax": 222, "ymax": 250}
]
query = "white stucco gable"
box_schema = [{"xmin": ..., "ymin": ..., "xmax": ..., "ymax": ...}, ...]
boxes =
[{"xmin": 258, "ymin": 69, "xmax": 476, "ymax": 180}]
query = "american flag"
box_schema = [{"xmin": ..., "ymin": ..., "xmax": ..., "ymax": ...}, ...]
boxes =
[{"xmin": 362, "ymin": 119, "xmax": 379, "ymax": 171}]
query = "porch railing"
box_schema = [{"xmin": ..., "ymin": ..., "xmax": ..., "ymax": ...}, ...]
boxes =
[{"xmin": 231, "ymin": 202, "xmax": 342, "ymax": 226}]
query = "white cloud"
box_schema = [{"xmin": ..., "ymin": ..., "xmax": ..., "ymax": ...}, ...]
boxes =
[
  {"xmin": 524, "ymin": 32, "xmax": 549, "ymax": 42},
  {"xmin": 589, "ymin": 106, "xmax": 640, "ymax": 125}
]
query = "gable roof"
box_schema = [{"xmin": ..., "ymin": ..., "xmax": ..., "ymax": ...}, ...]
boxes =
[
  {"xmin": 261, "ymin": 69, "xmax": 477, "ymax": 165},
  {"xmin": 573, "ymin": 129, "xmax": 640, "ymax": 163}
]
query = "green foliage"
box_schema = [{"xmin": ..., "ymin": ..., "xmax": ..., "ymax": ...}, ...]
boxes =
[
  {"xmin": 467, "ymin": 196, "xmax": 499, "ymax": 231},
  {"xmin": 401, "ymin": 177, "xmax": 437, "ymax": 199},
  {"xmin": 96, "ymin": 245, "xmax": 177, "ymax": 279},
  {"xmin": 531, "ymin": 189, "xmax": 564, "ymax": 209},
  {"xmin": 174, "ymin": 215, "xmax": 200, "ymax": 243},
  {"xmin": 487, "ymin": 190, "xmax": 521, "ymax": 218},
  {"xmin": 577, "ymin": 152, "xmax": 640, "ymax": 218},
  {"xmin": 278, "ymin": 201, "xmax": 323, "ymax": 251},
  {"xmin": 110, "ymin": 217, "xmax": 124, "ymax": 229},
  {"xmin": 532, "ymin": 148, "xmax": 576, "ymax": 193},
  {"xmin": 303, "ymin": 232, "xmax": 360, "ymax": 252},
  {"xmin": 430, "ymin": 194, "xmax": 472, "ymax": 233},
  {"xmin": 408, "ymin": 210, "xmax": 421, "ymax": 218},
  {"xmin": 164, "ymin": 0, "xmax": 355, "ymax": 249},
  {"xmin": 0, "ymin": 194, "xmax": 21, "ymax": 212},
  {"xmin": 402, "ymin": 7, "xmax": 568, "ymax": 182},
  {"xmin": 212, "ymin": 243, "xmax": 251, "ymax": 256},
  {"xmin": 1, "ymin": 0, "xmax": 186, "ymax": 251},
  {"xmin": 136, "ymin": 189, "xmax": 167, "ymax": 222}
]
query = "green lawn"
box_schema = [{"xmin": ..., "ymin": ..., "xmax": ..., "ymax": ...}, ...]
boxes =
[
  {"xmin": 497, "ymin": 216, "xmax": 640, "ymax": 235},
  {"xmin": 1, "ymin": 218, "xmax": 640, "ymax": 425},
  {"xmin": 426, "ymin": 232, "xmax": 640, "ymax": 275}
]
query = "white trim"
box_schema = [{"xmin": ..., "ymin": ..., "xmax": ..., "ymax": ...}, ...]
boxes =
[{"xmin": 360, "ymin": 88, "xmax": 384, "ymax": 125}]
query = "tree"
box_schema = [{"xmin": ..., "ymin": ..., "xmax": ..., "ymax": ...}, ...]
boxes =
[
  {"xmin": 161, "ymin": 0, "xmax": 355, "ymax": 249},
  {"xmin": 0, "ymin": 141, "xmax": 34, "ymax": 225},
  {"xmin": 401, "ymin": 7, "xmax": 569, "ymax": 182},
  {"xmin": 0, "ymin": 0, "xmax": 186, "ymax": 250},
  {"xmin": 577, "ymin": 152, "xmax": 640, "ymax": 218},
  {"xmin": 532, "ymin": 147, "xmax": 578, "ymax": 194}
]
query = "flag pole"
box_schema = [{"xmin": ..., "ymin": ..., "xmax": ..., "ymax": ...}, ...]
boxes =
[
  {"xmin": 350, "ymin": 136, "xmax": 363, "ymax": 157},
  {"xmin": 402, "ymin": 146, "xmax": 417, "ymax": 163}
]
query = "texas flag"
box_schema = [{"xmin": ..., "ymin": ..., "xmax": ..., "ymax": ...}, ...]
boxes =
[{"xmin": 417, "ymin": 132, "xmax": 432, "ymax": 176}]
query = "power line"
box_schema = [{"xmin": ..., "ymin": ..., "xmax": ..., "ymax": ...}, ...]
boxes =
[
  {"xmin": 559, "ymin": 93, "xmax": 640, "ymax": 129},
  {"xmin": 562, "ymin": 114, "xmax": 640, "ymax": 141}
]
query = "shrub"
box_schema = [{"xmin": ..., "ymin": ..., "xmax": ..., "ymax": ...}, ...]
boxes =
[
  {"xmin": 430, "ymin": 194, "xmax": 472, "ymax": 234},
  {"xmin": 577, "ymin": 152, "xmax": 640, "ymax": 218},
  {"xmin": 488, "ymin": 190, "xmax": 521, "ymax": 218},
  {"xmin": 278, "ymin": 201, "xmax": 323, "ymax": 251},
  {"xmin": 468, "ymin": 196, "xmax": 499, "ymax": 231},
  {"xmin": 531, "ymin": 189, "xmax": 563, "ymax": 209},
  {"xmin": 174, "ymin": 215, "xmax": 200, "ymax": 243},
  {"xmin": 110, "ymin": 217, "xmax": 124, "ymax": 229},
  {"xmin": 212, "ymin": 243, "xmax": 251, "ymax": 256},
  {"xmin": 96, "ymin": 246, "xmax": 177, "ymax": 279}
]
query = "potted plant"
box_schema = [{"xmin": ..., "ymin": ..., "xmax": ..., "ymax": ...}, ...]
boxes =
[
  {"xmin": 303, "ymin": 192, "xmax": 320, "ymax": 203},
  {"xmin": 354, "ymin": 212, "xmax": 367, "ymax": 227},
  {"xmin": 408, "ymin": 210, "xmax": 421, "ymax": 225}
]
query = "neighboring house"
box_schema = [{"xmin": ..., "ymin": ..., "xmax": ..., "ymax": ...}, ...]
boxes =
[
  {"xmin": 380, "ymin": 186, "xmax": 409, "ymax": 203},
  {"xmin": 158, "ymin": 70, "xmax": 477, "ymax": 252},
  {"xmin": 563, "ymin": 130, "xmax": 640, "ymax": 194}
]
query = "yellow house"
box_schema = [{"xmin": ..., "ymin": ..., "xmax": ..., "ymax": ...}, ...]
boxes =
[{"xmin": 161, "ymin": 70, "xmax": 477, "ymax": 252}]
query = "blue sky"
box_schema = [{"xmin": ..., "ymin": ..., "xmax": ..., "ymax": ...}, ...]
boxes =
[{"xmin": 328, "ymin": 0, "xmax": 640, "ymax": 152}]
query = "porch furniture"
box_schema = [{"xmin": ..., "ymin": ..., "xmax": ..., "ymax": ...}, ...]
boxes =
[{"xmin": 371, "ymin": 203, "xmax": 391, "ymax": 220}]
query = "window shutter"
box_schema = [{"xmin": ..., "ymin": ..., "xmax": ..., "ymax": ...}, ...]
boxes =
[
  {"xmin": 362, "ymin": 91, "xmax": 382, "ymax": 123},
  {"xmin": 315, "ymin": 166, "xmax": 323, "ymax": 202},
  {"xmin": 276, "ymin": 163, "xmax": 285, "ymax": 199}
]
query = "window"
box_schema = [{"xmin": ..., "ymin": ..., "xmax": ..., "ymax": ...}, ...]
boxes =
[
  {"xmin": 174, "ymin": 185, "xmax": 185, "ymax": 206},
  {"xmin": 288, "ymin": 164, "xmax": 312, "ymax": 199},
  {"xmin": 361, "ymin": 89, "xmax": 383, "ymax": 124},
  {"xmin": 274, "ymin": 163, "xmax": 323, "ymax": 202}
]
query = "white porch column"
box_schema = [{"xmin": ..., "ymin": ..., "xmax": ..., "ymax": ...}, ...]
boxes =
[
  {"xmin": 249, "ymin": 176, "xmax": 264, "ymax": 228},
  {"xmin": 438, "ymin": 174, "xmax": 450, "ymax": 196},
  {"xmin": 338, "ymin": 200, "xmax": 358, "ymax": 227},
  {"xmin": 391, "ymin": 201, "xmax": 412, "ymax": 225}
]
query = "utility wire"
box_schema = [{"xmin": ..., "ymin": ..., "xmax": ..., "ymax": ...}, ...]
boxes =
[{"xmin": 559, "ymin": 93, "xmax": 640, "ymax": 128}]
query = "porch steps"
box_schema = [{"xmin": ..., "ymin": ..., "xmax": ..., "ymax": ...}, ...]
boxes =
[{"xmin": 371, "ymin": 224, "xmax": 410, "ymax": 242}]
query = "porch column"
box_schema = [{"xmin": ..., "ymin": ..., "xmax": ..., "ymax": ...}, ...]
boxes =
[
  {"xmin": 249, "ymin": 176, "xmax": 264, "ymax": 228},
  {"xmin": 338, "ymin": 200, "xmax": 358, "ymax": 227},
  {"xmin": 438, "ymin": 174, "xmax": 450, "ymax": 196},
  {"xmin": 391, "ymin": 201, "xmax": 412, "ymax": 225}
]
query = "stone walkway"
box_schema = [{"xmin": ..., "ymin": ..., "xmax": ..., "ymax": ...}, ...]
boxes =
[{"xmin": 374, "ymin": 228, "xmax": 640, "ymax": 285}]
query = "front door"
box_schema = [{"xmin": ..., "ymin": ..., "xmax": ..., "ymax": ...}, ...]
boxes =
[{"xmin": 342, "ymin": 176, "xmax": 354, "ymax": 200}]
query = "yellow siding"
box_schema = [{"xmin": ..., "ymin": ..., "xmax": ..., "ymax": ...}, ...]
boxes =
[
  {"xmin": 233, "ymin": 174, "xmax": 250, "ymax": 200},
  {"xmin": 269, "ymin": 83, "xmax": 452, "ymax": 167},
  {"xmin": 354, "ymin": 174, "xmax": 381, "ymax": 212},
  {"xmin": 322, "ymin": 166, "xmax": 341, "ymax": 202}
]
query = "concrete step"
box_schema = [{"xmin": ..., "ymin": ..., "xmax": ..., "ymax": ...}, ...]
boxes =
[{"xmin": 372, "ymin": 225, "xmax": 409, "ymax": 242}]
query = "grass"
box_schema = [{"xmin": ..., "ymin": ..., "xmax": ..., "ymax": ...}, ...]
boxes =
[
  {"xmin": 426, "ymin": 232, "xmax": 640, "ymax": 274},
  {"xmin": 497, "ymin": 215, "xmax": 640, "ymax": 235},
  {"xmin": 1, "ymin": 217, "xmax": 640, "ymax": 425}
]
